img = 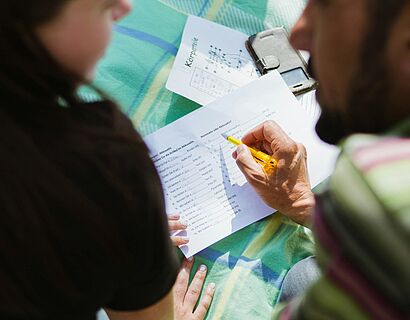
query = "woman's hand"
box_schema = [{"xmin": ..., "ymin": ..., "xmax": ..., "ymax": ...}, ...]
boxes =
[
  {"xmin": 233, "ymin": 121, "xmax": 315, "ymax": 226},
  {"xmin": 174, "ymin": 258, "xmax": 215, "ymax": 320},
  {"xmin": 168, "ymin": 214, "xmax": 189, "ymax": 246}
]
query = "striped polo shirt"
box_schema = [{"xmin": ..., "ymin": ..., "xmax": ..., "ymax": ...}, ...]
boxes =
[{"xmin": 274, "ymin": 119, "xmax": 410, "ymax": 319}]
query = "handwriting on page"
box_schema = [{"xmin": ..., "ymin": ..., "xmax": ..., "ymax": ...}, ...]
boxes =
[
  {"xmin": 146, "ymin": 72, "xmax": 339, "ymax": 257},
  {"xmin": 151, "ymin": 108, "xmax": 279, "ymax": 239}
]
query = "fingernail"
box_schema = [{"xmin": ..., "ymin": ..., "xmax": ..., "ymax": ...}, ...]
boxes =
[
  {"xmin": 182, "ymin": 237, "xmax": 190, "ymax": 243},
  {"xmin": 199, "ymin": 264, "xmax": 207, "ymax": 272},
  {"xmin": 180, "ymin": 221, "xmax": 188, "ymax": 228},
  {"xmin": 208, "ymin": 283, "xmax": 216, "ymax": 291},
  {"xmin": 187, "ymin": 256, "xmax": 194, "ymax": 262}
]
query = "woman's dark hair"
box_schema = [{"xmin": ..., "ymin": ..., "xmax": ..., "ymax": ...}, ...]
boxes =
[
  {"xmin": 0, "ymin": 1, "xmax": 176, "ymax": 318},
  {"xmin": 0, "ymin": 0, "xmax": 88, "ymax": 108}
]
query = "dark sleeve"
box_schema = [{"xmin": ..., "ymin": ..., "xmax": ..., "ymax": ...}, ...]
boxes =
[
  {"xmin": 0, "ymin": 102, "xmax": 180, "ymax": 314},
  {"xmin": 90, "ymin": 104, "xmax": 180, "ymax": 311},
  {"xmin": 105, "ymin": 210, "xmax": 180, "ymax": 311},
  {"xmin": 104, "ymin": 161, "xmax": 180, "ymax": 311}
]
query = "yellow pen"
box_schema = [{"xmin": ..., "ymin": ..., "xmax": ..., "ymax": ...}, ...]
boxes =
[{"xmin": 221, "ymin": 133, "xmax": 277, "ymax": 173}]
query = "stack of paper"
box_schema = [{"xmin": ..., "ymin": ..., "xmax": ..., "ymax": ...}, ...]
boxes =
[
  {"xmin": 166, "ymin": 15, "xmax": 321, "ymax": 119},
  {"xmin": 146, "ymin": 71, "xmax": 338, "ymax": 257}
]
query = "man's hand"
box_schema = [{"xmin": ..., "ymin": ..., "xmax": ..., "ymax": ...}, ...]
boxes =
[
  {"xmin": 233, "ymin": 121, "xmax": 315, "ymax": 226},
  {"xmin": 168, "ymin": 214, "xmax": 189, "ymax": 246},
  {"xmin": 174, "ymin": 258, "xmax": 215, "ymax": 320}
]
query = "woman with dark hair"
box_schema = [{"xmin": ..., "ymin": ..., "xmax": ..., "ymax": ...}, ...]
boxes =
[{"xmin": 0, "ymin": 0, "xmax": 214, "ymax": 319}]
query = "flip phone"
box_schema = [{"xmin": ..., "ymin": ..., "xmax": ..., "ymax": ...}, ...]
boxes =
[{"xmin": 246, "ymin": 28, "xmax": 317, "ymax": 95}]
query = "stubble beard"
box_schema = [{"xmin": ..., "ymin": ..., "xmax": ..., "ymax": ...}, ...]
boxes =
[{"xmin": 311, "ymin": 57, "xmax": 393, "ymax": 145}]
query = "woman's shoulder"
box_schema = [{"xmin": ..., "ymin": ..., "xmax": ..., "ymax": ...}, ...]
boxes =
[{"xmin": 71, "ymin": 100, "xmax": 141, "ymax": 140}]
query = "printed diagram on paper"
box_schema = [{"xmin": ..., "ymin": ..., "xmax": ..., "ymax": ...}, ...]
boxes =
[
  {"xmin": 166, "ymin": 15, "xmax": 258, "ymax": 105},
  {"xmin": 205, "ymin": 45, "xmax": 257, "ymax": 78}
]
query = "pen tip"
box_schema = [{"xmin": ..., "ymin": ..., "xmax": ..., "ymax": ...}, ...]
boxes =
[{"xmin": 221, "ymin": 133, "xmax": 229, "ymax": 139}]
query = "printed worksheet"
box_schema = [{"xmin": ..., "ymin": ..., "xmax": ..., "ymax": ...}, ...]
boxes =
[
  {"xmin": 167, "ymin": 15, "xmax": 322, "ymax": 120},
  {"xmin": 166, "ymin": 15, "xmax": 259, "ymax": 106},
  {"xmin": 145, "ymin": 72, "xmax": 339, "ymax": 257}
]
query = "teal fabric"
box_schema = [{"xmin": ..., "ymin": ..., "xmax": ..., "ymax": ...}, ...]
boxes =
[{"xmin": 92, "ymin": 1, "xmax": 314, "ymax": 319}]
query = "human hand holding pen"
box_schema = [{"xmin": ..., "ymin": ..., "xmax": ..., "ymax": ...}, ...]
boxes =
[
  {"xmin": 223, "ymin": 134, "xmax": 277, "ymax": 174},
  {"xmin": 232, "ymin": 120, "xmax": 315, "ymax": 227}
]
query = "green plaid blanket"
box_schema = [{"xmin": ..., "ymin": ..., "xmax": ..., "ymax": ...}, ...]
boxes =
[{"xmin": 94, "ymin": 1, "xmax": 314, "ymax": 319}]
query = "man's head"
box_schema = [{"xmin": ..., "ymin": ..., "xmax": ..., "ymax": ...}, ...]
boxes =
[{"xmin": 290, "ymin": 0, "xmax": 410, "ymax": 144}]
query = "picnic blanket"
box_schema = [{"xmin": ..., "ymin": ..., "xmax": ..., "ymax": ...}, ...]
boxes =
[{"xmin": 92, "ymin": 1, "xmax": 314, "ymax": 319}]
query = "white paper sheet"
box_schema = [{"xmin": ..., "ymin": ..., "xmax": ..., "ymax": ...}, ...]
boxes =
[
  {"xmin": 166, "ymin": 15, "xmax": 259, "ymax": 106},
  {"xmin": 146, "ymin": 72, "xmax": 339, "ymax": 257},
  {"xmin": 167, "ymin": 15, "xmax": 322, "ymax": 120}
]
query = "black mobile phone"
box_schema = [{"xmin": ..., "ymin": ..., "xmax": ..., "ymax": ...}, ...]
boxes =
[{"xmin": 246, "ymin": 28, "xmax": 317, "ymax": 95}]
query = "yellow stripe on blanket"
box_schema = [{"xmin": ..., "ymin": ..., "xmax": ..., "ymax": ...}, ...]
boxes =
[
  {"xmin": 204, "ymin": 0, "xmax": 226, "ymax": 21},
  {"xmin": 242, "ymin": 214, "xmax": 282, "ymax": 257},
  {"xmin": 131, "ymin": 0, "xmax": 230, "ymax": 126},
  {"xmin": 212, "ymin": 266, "xmax": 253, "ymax": 318},
  {"xmin": 212, "ymin": 215, "xmax": 282, "ymax": 317},
  {"xmin": 130, "ymin": 58, "xmax": 175, "ymax": 126}
]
